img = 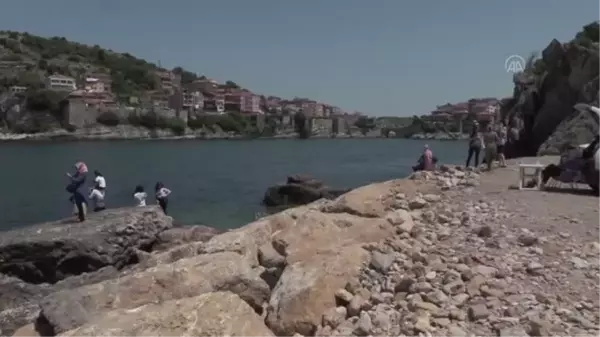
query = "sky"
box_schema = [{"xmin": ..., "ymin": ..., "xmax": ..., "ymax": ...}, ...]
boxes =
[{"xmin": 0, "ymin": 0, "xmax": 598, "ymax": 116}]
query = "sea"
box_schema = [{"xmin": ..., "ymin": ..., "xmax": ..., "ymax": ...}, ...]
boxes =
[{"xmin": 0, "ymin": 138, "xmax": 467, "ymax": 231}]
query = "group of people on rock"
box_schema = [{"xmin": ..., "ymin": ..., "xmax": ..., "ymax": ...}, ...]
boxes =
[
  {"xmin": 65, "ymin": 161, "xmax": 172, "ymax": 222},
  {"xmin": 411, "ymin": 119, "xmax": 519, "ymax": 173},
  {"xmin": 465, "ymin": 120, "xmax": 518, "ymax": 171}
]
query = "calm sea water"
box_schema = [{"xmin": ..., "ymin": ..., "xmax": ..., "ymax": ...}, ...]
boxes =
[{"xmin": 0, "ymin": 138, "xmax": 467, "ymax": 231}]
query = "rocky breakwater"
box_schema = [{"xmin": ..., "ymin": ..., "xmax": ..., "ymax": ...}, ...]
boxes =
[
  {"xmin": 1, "ymin": 169, "xmax": 442, "ymax": 336},
  {"xmin": 4, "ymin": 164, "xmax": 599, "ymax": 336},
  {"xmin": 0, "ymin": 207, "xmax": 177, "ymax": 335}
]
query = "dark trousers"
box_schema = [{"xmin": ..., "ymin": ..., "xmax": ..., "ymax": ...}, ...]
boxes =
[
  {"xmin": 72, "ymin": 191, "xmax": 87, "ymax": 221},
  {"xmin": 466, "ymin": 146, "xmax": 481, "ymax": 167},
  {"xmin": 158, "ymin": 198, "xmax": 168, "ymax": 215}
]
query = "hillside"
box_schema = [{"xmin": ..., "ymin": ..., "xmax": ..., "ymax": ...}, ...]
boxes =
[
  {"xmin": 0, "ymin": 31, "xmax": 366, "ymax": 139},
  {"xmin": 0, "ymin": 31, "xmax": 207, "ymax": 100}
]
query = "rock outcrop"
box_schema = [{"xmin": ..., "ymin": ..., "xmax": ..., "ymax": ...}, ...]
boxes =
[
  {"xmin": 4, "ymin": 164, "xmax": 598, "ymax": 336},
  {"xmin": 504, "ymin": 22, "xmax": 599, "ymax": 157},
  {"xmin": 59, "ymin": 292, "xmax": 274, "ymax": 336},
  {"xmin": 0, "ymin": 206, "xmax": 173, "ymax": 284},
  {"xmin": 262, "ymin": 175, "xmax": 349, "ymax": 208}
]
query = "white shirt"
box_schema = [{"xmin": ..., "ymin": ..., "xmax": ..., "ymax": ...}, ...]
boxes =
[
  {"xmin": 95, "ymin": 176, "xmax": 106, "ymax": 189},
  {"xmin": 133, "ymin": 192, "xmax": 147, "ymax": 206},
  {"xmin": 156, "ymin": 187, "xmax": 171, "ymax": 199},
  {"xmin": 89, "ymin": 189, "xmax": 105, "ymax": 208}
]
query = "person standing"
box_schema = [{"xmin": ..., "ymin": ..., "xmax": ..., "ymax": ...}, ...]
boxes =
[
  {"xmin": 66, "ymin": 162, "xmax": 88, "ymax": 222},
  {"xmin": 465, "ymin": 122, "xmax": 482, "ymax": 168},
  {"xmin": 482, "ymin": 124, "xmax": 500, "ymax": 171},
  {"xmin": 155, "ymin": 182, "xmax": 172, "ymax": 215},
  {"xmin": 496, "ymin": 123, "xmax": 508, "ymax": 167}
]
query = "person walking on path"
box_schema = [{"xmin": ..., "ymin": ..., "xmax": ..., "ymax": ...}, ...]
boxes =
[
  {"xmin": 66, "ymin": 161, "xmax": 88, "ymax": 222},
  {"xmin": 466, "ymin": 122, "xmax": 482, "ymax": 168},
  {"xmin": 155, "ymin": 182, "xmax": 172, "ymax": 215},
  {"xmin": 482, "ymin": 124, "xmax": 500, "ymax": 171},
  {"xmin": 496, "ymin": 122, "xmax": 508, "ymax": 168}
]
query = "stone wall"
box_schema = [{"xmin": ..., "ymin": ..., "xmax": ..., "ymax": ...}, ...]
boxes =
[
  {"xmin": 311, "ymin": 117, "xmax": 333, "ymax": 135},
  {"xmin": 64, "ymin": 98, "xmax": 100, "ymax": 128}
]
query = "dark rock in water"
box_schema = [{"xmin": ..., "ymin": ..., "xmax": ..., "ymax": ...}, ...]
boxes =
[
  {"xmin": 262, "ymin": 175, "xmax": 349, "ymax": 207},
  {"xmin": 0, "ymin": 206, "xmax": 173, "ymax": 285},
  {"xmin": 150, "ymin": 225, "xmax": 222, "ymax": 252}
]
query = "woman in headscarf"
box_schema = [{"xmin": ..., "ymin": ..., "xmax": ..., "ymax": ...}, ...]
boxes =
[
  {"xmin": 412, "ymin": 144, "xmax": 437, "ymax": 172},
  {"xmin": 66, "ymin": 161, "xmax": 88, "ymax": 222}
]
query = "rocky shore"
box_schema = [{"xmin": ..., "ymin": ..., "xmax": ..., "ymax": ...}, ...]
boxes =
[
  {"xmin": 0, "ymin": 125, "xmax": 384, "ymax": 142},
  {"xmin": 1, "ymin": 158, "xmax": 598, "ymax": 336}
]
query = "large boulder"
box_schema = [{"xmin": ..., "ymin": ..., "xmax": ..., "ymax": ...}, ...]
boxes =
[
  {"xmin": 38, "ymin": 251, "xmax": 270, "ymax": 334},
  {"xmin": 0, "ymin": 206, "xmax": 172, "ymax": 285},
  {"xmin": 0, "ymin": 267, "xmax": 120, "ymax": 336},
  {"xmin": 60, "ymin": 292, "xmax": 274, "ymax": 336},
  {"xmin": 263, "ymin": 175, "xmax": 349, "ymax": 207},
  {"xmin": 150, "ymin": 225, "xmax": 222, "ymax": 252}
]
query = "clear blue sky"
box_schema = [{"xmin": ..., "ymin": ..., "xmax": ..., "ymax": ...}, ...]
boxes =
[{"xmin": 0, "ymin": 0, "xmax": 597, "ymax": 116}]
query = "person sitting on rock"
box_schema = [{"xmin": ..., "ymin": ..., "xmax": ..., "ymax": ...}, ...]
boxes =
[
  {"xmin": 89, "ymin": 186, "xmax": 106, "ymax": 212},
  {"xmin": 133, "ymin": 185, "xmax": 147, "ymax": 207},
  {"xmin": 66, "ymin": 161, "xmax": 88, "ymax": 222},
  {"xmin": 412, "ymin": 144, "xmax": 438, "ymax": 172},
  {"xmin": 93, "ymin": 170, "xmax": 106, "ymax": 192}
]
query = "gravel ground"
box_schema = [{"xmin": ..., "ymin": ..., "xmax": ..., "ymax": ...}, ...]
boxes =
[{"xmin": 314, "ymin": 159, "xmax": 599, "ymax": 336}]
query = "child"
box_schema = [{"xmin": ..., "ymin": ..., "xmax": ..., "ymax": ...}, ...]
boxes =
[
  {"xmin": 94, "ymin": 170, "xmax": 107, "ymax": 191},
  {"xmin": 155, "ymin": 182, "xmax": 172, "ymax": 215},
  {"xmin": 89, "ymin": 187, "xmax": 106, "ymax": 212},
  {"xmin": 133, "ymin": 185, "xmax": 147, "ymax": 207}
]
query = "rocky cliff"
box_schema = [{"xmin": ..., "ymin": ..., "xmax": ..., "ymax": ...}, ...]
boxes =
[{"xmin": 504, "ymin": 22, "xmax": 599, "ymax": 157}]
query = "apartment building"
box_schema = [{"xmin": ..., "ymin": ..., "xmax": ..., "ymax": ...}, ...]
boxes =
[
  {"xmin": 155, "ymin": 70, "xmax": 181, "ymax": 93},
  {"xmin": 203, "ymin": 93, "xmax": 225, "ymax": 114},
  {"xmin": 85, "ymin": 73, "xmax": 112, "ymax": 93},
  {"xmin": 183, "ymin": 90, "xmax": 204, "ymax": 110},
  {"xmin": 84, "ymin": 77, "xmax": 106, "ymax": 93},
  {"xmin": 301, "ymin": 101, "xmax": 324, "ymax": 117},
  {"xmin": 331, "ymin": 106, "xmax": 343, "ymax": 116},
  {"xmin": 46, "ymin": 74, "xmax": 77, "ymax": 91},
  {"xmin": 188, "ymin": 78, "xmax": 219, "ymax": 94},
  {"xmin": 224, "ymin": 91, "xmax": 261, "ymax": 114}
]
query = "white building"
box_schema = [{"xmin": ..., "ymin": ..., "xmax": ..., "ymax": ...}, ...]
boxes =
[
  {"xmin": 84, "ymin": 77, "xmax": 106, "ymax": 93},
  {"xmin": 46, "ymin": 75, "xmax": 76, "ymax": 91}
]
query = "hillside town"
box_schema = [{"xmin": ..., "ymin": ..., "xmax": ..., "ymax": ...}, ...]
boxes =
[
  {"xmin": 0, "ymin": 31, "xmax": 510, "ymax": 140},
  {"xmin": 0, "ymin": 56, "xmax": 367, "ymax": 138}
]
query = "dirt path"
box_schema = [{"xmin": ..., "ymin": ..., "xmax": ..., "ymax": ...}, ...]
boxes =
[
  {"xmin": 441, "ymin": 158, "xmax": 600, "ymax": 334},
  {"xmin": 452, "ymin": 156, "xmax": 598, "ymax": 240}
]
